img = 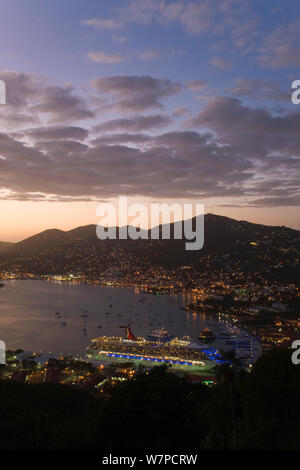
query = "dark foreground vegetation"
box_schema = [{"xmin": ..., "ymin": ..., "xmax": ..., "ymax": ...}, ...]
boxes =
[{"xmin": 0, "ymin": 348, "xmax": 299, "ymax": 450}]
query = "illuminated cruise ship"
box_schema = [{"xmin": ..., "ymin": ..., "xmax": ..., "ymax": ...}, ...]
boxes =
[{"xmin": 86, "ymin": 326, "xmax": 223, "ymax": 370}]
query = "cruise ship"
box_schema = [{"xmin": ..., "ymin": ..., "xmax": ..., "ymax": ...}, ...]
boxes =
[
  {"xmin": 86, "ymin": 326, "xmax": 221, "ymax": 370},
  {"xmin": 147, "ymin": 327, "xmax": 172, "ymax": 342}
]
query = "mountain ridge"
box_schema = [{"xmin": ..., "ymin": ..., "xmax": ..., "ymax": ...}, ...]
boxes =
[
  {"xmin": 1, "ymin": 213, "xmax": 299, "ymax": 253},
  {"xmin": 0, "ymin": 213, "xmax": 299, "ymax": 283},
  {"xmin": 0, "ymin": 213, "xmax": 299, "ymax": 262}
]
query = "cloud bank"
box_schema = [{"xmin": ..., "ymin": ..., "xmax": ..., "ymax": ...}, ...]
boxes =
[{"xmin": 0, "ymin": 70, "xmax": 299, "ymax": 208}]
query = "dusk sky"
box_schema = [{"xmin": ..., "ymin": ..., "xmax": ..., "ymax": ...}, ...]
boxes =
[{"xmin": 0, "ymin": 0, "xmax": 300, "ymax": 241}]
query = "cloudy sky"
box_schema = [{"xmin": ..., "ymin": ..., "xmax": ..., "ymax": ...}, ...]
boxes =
[{"xmin": 0, "ymin": 0, "xmax": 300, "ymax": 241}]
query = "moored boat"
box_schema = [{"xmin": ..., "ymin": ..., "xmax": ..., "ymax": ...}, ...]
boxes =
[{"xmin": 198, "ymin": 327, "xmax": 216, "ymax": 341}]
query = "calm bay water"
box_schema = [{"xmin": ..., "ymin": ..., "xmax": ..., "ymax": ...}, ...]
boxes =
[{"xmin": 0, "ymin": 280, "xmax": 215, "ymax": 355}]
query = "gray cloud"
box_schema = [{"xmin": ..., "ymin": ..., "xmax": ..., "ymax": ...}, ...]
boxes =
[
  {"xmin": 35, "ymin": 140, "xmax": 89, "ymax": 155},
  {"xmin": 230, "ymin": 78, "xmax": 290, "ymax": 101},
  {"xmin": 186, "ymin": 80, "xmax": 208, "ymax": 92},
  {"xmin": 0, "ymin": 70, "xmax": 299, "ymax": 208},
  {"xmin": 249, "ymin": 195, "xmax": 300, "ymax": 207},
  {"xmin": 210, "ymin": 56, "xmax": 231, "ymax": 70},
  {"xmin": 0, "ymin": 70, "xmax": 94, "ymax": 127},
  {"xmin": 258, "ymin": 18, "xmax": 300, "ymax": 69},
  {"xmin": 25, "ymin": 126, "xmax": 89, "ymax": 141},
  {"xmin": 85, "ymin": 1, "xmax": 300, "ymax": 77},
  {"xmin": 0, "ymin": 128, "xmax": 254, "ymax": 201},
  {"xmin": 184, "ymin": 96, "xmax": 300, "ymax": 153},
  {"xmin": 173, "ymin": 107, "xmax": 190, "ymax": 117},
  {"xmin": 82, "ymin": 0, "xmax": 260, "ymax": 57},
  {"xmin": 0, "ymin": 70, "xmax": 43, "ymax": 107},
  {"xmin": 87, "ymin": 52, "xmax": 130, "ymax": 63},
  {"xmin": 31, "ymin": 85, "xmax": 94, "ymax": 123},
  {"xmin": 183, "ymin": 96, "xmax": 300, "ymax": 203},
  {"xmin": 91, "ymin": 75, "xmax": 181, "ymax": 113},
  {"xmin": 94, "ymin": 115, "xmax": 172, "ymax": 133},
  {"xmin": 91, "ymin": 133, "xmax": 152, "ymax": 145},
  {"xmin": 139, "ymin": 49, "xmax": 159, "ymax": 61},
  {"xmin": 81, "ymin": 17, "xmax": 120, "ymax": 30}
]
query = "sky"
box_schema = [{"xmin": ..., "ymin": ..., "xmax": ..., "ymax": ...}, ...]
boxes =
[{"xmin": 0, "ymin": 0, "xmax": 300, "ymax": 241}]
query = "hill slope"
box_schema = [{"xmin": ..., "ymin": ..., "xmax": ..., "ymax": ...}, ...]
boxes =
[
  {"xmin": 0, "ymin": 241, "xmax": 13, "ymax": 254},
  {"xmin": 0, "ymin": 214, "xmax": 299, "ymax": 283},
  {"xmin": 3, "ymin": 229, "xmax": 75, "ymax": 256}
]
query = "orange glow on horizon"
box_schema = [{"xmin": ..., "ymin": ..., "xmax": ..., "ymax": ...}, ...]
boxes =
[{"xmin": 0, "ymin": 198, "xmax": 299, "ymax": 243}]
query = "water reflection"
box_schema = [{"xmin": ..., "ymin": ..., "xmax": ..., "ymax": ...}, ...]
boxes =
[{"xmin": 0, "ymin": 280, "xmax": 214, "ymax": 355}]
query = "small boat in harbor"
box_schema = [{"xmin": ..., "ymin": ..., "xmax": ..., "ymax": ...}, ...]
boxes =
[{"xmin": 198, "ymin": 328, "xmax": 216, "ymax": 341}]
